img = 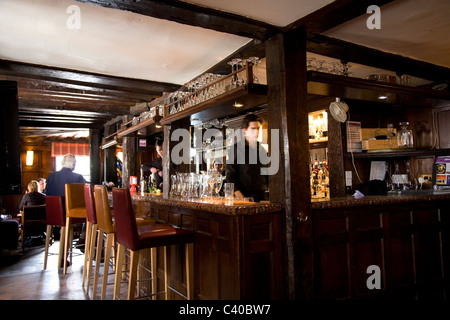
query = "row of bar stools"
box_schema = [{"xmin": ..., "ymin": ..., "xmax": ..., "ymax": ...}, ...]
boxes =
[
  {"xmin": 112, "ymin": 188, "xmax": 195, "ymax": 300},
  {"xmin": 82, "ymin": 184, "xmax": 98, "ymax": 296}
]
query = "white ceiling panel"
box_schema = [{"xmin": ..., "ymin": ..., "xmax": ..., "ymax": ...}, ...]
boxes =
[
  {"xmin": 0, "ymin": 0, "xmax": 251, "ymax": 85},
  {"xmin": 181, "ymin": 0, "xmax": 335, "ymax": 27},
  {"xmin": 323, "ymin": 0, "xmax": 450, "ymax": 68}
]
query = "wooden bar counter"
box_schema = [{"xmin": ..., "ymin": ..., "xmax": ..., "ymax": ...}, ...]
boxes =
[
  {"xmin": 131, "ymin": 193, "xmax": 285, "ymax": 300},
  {"xmin": 311, "ymin": 192, "xmax": 450, "ymax": 299}
]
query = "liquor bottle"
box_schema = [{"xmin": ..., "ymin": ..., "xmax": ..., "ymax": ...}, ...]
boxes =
[{"xmin": 139, "ymin": 165, "xmax": 147, "ymax": 193}]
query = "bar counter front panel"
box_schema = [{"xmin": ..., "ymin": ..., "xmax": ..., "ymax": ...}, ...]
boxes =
[
  {"xmin": 132, "ymin": 194, "xmax": 285, "ymax": 300},
  {"xmin": 311, "ymin": 193, "xmax": 450, "ymax": 300}
]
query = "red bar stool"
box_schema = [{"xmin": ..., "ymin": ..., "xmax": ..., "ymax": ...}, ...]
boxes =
[
  {"xmin": 92, "ymin": 185, "xmax": 116, "ymax": 300},
  {"xmin": 82, "ymin": 183, "xmax": 98, "ymax": 295},
  {"xmin": 112, "ymin": 188, "xmax": 195, "ymax": 300},
  {"xmin": 93, "ymin": 185, "xmax": 157, "ymax": 300},
  {"xmin": 64, "ymin": 183, "xmax": 87, "ymax": 274},
  {"xmin": 43, "ymin": 196, "xmax": 66, "ymax": 270}
]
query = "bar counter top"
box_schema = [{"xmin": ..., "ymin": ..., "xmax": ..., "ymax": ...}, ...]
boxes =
[
  {"xmin": 311, "ymin": 191, "xmax": 450, "ymax": 209},
  {"xmin": 130, "ymin": 192, "xmax": 283, "ymax": 216}
]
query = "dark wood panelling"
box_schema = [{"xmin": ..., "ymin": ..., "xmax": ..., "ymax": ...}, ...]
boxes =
[
  {"xmin": 135, "ymin": 201, "xmax": 284, "ymax": 300},
  {"xmin": 313, "ymin": 201, "xmax": 450, "ymax": 299}
]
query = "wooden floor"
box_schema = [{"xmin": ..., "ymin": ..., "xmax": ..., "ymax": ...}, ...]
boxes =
[{"xmin": 0, "ymin": 242, "xmax": 117, "ymax": 300}]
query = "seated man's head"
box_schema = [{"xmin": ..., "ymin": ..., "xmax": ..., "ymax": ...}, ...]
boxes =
[{"xmin": 62, "ymin": 154, "xmax": 77, "ymax": 171}]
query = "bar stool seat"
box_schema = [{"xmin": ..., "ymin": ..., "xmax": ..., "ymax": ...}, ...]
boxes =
[
  {"xmin": 112, "ymin": 188, "xmax": 194, "ymax": 300},
  {"xmin": 64, "ymin": 183, "xmax": 87, "ymax": 274},
  {"xmin": 43, "ymin": 196, "xmax": 66, "ymax": 270}
]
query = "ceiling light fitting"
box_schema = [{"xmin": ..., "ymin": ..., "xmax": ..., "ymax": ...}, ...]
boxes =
[{"xmin": 101, "ymin": 139, "xmax": 118, "ymax": 150}]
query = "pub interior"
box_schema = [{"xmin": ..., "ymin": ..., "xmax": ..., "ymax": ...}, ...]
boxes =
[{"xmin": 1, "ymin": 0, "xmax": 450, "ymax": 301}]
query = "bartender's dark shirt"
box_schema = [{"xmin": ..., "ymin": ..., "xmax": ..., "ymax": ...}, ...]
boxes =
[
  {"xmin": 19, "ymin": 191, "xmax": 46, "ymax": 211},
  {"xmin": 225, "ymin": 141, "xmax": 268, "ymax": 202},
  {"xmin": 143, "ymin": 157, "xmax": 163, "ymax": 190}
]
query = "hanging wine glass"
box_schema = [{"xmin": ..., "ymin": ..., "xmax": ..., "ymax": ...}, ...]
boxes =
[
  {"xmin": 307, "ymin": 57, "xmax": 317, "ymax": 71},
  {"xmin": 238, "ymin": 59, "xmax": 247, "ymax": 86},
  {"xmin": 340, "ymin": 61, "xmax": 352, "ymax": 77},
  {"xmin": 247, "ymin": 57, "xmax": 261, "ymax": 84},
  {"xmin": 329, "ymin": 62, "xmax": 341, "ymax": 75},
  {"xmin": 316, "ymin": 60, "xmax": 329, "ymax": 73},
  {"xmin": 228, "ymin": 58, "xmax": 242, "ymax": 89}
]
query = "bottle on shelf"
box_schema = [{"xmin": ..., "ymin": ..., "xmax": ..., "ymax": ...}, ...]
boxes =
[
  {"xmin": 397, "ymin": 121, "xmax": 414, "ymax": 148},
  {"xmin": 391, "ymin": 161, "xmax": 404, "ymax": 193},
  {"xmin": 310, "ymin": 153, "xmax": 329, "ymax": 199},
  {"xmin": 139, "ymin": 165, "xmax": 147, "ymax": 193}
]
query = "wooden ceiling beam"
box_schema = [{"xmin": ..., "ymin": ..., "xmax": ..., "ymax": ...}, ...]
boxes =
[
  {"xmin": 307, "ymin": 34, "xmax": 450, "ymax": 82},
  {"xmin": 18, "ymin": 101, "xmax": 130, "ymax": 116},
  {"xmin": 284, "ymin": 0, "xmax": 394, "ymax": 37},
  {"xmin": 0, "ymin": 75, "xmax": 158, "ymax": 101},
  {"xmin": 19, "ymin": 119, "xmax": 103, "ymax": 129},
  {"xmin": 0, "ymin": 60, "xmax": 180, "ymax": 96},
  {"xmin": 74, "ymin": 0, "xmax": 281, "ymax": 41}
]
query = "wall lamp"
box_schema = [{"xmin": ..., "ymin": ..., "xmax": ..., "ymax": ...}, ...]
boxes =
[{"xmin": 26, "ymin": 150, "xmax": 34, "ymax": 166}]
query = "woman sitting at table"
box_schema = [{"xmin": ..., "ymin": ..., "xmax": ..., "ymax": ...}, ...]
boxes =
[{"xmin": 19, "ymin": 180, "xmax": 46, "ymax": 211}]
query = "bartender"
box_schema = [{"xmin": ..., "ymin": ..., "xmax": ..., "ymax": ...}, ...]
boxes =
[
  {"xmin": 225, "ymin": 114, "xmax": 268, "ymax": 202},
  {"xmin": 142, "ymin": 139, "xmax": 164, "ymax": 190}
]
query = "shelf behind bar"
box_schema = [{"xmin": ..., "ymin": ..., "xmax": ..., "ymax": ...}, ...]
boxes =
[
  {"xmin": 118, "ymin": 117, "xmax": 155, "ymax": 137},
  {"xmin": 344, "ymin": 148, "xmax": 450, "ymax": 159},
  {"xmin": 307, "ymin": 71, "xmax": 450, "ymax": 107},
  {"xmin": 161, "ymin": 83, "xmax": 267, "ymax": 125}
]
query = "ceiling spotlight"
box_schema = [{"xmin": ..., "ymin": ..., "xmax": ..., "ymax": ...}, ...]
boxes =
[
  {"xmin": 155, "ymin": 121, "xmax": 162, "ymax": 128},
  {"xmin": 233, "ymin": 102, "xmax": 244, "ymax": 108},
  {"xmin": 378, "ymin": 94, "xmax": 388, "ymax": 100}
]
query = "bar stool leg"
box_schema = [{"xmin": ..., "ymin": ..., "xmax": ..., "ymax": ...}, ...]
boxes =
[
  {"xmin": 128, "ymin": 250, "xmax": 140, "ymax": 300},
  {"xmin": 82, "ymin": 221, "xmax": 92, "ymax": 286},
  {"xmin": 114, "ymin": 244, "xmax": 126, "ymax": 300},
  {"xmin": 101, "ymin": 233, "xmax": 114, "ymax": 300},
  {"xmin": 63, "ymin": 217, "xmax": 71, "ymax": 274},
  {"xmin": 58, "ymin": 226, "xmax": 66, "ymax": 269},
  {"xmin": 86, "ymin": 224, "xmax": 97, "ymax": 294},
  {"xmin": 151, "ymin": 248, "xmax": 157, "ymax": 300},
  {"xmin": 164, "ymin": 246, "xmax": 168, "ymax": 300},
  {"xmin": 43, "ymin": 225, "xmax": 53, "ymax": 270},
  {"xmin": 92, "ymin": 230, "xmax": 104, "ymax": 300},
  {"xmin": 186, "ymin": 243, "xmax": 194, "ymax": 300}
]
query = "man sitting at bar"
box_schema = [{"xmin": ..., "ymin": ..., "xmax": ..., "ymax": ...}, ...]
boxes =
[
  {"xmin": 46, "ymin": 153, "xmax": 86, "ymax": 240},
  {"xmin": 226, "ymin": 114, "xmax": 268, "ymax": 202}
]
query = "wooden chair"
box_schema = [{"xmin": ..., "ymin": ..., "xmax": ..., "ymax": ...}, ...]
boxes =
[
  {"xmin": 21, "ymin": 204, "xmax": 46, "ymax": 253},
  {"xmin": 43, "ymin": 196, "xmax": 66, "ymax": 269},
  {"xmin": 64, "ymin": 183, "xmax": 87, "ymax": 274},
  {"xmin": 112, "ymin": 188, "xmax": 194, "ymax": 300},
  {"xmin": 82, "ymin": 184, "xmax": 98, "ymax": 295}
]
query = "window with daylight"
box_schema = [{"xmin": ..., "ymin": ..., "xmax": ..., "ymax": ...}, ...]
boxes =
[{"xmin": 51, "ymin": 142, "xmax": 91, "ymax": 182}]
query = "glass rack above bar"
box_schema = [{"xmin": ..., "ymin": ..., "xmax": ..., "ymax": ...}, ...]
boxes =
[{"xmin": 116, "ymin": 59, "xmax": 266, "ymax": 137}]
